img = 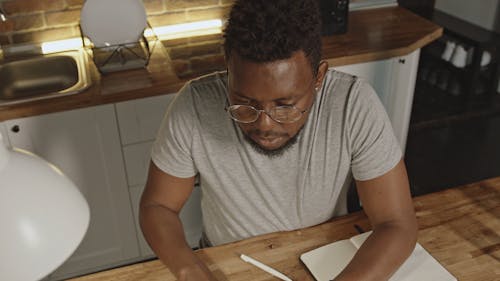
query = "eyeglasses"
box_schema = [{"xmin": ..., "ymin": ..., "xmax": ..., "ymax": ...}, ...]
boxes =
[{"xmin": 225, "ymin": 104, "xmax": 309, "ymax": 124}]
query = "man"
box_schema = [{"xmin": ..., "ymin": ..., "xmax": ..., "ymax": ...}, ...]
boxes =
[{"xmin": 140, "ymin": 0, "xmax": 417, "ymax": 280}]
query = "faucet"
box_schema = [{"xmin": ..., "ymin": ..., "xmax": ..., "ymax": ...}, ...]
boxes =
[
  {"xmin": 0, "ymin": 7, "xmax": 7, "ymax": 22},
  {"xmin": 0, "ymin": 6, "xmax": 6, "ymax": 59},
  {"xmin": 0, "ymin": 6, "xmax": 6, "ymax": 22}
]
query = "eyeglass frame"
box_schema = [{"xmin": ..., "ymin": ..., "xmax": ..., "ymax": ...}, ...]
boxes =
[
  {"xmin": 224, "ymin": 103, "xmax": 310, "ymax": 124},
  {"xmin": 224, "ymin": 69, "xmax": 320, "ymax": 124}
]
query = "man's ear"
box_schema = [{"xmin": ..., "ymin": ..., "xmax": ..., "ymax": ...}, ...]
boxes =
[{"xmin": 315, "ymin": 60, "xmax": 329, "ymax": 89}]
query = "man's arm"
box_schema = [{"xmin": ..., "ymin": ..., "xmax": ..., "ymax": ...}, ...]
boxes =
[
  {"xmin": 139, "ymin": 161, "xmax": 217, "ymax": 281},
  {"xmin": 334, "ymin": 159, "xmax": 418, "ymax": 281}
]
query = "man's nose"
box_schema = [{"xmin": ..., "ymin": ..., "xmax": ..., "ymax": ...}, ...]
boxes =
[{"xmin": 254, "ymin": 110, "xmax": 276, "ymax": 131}]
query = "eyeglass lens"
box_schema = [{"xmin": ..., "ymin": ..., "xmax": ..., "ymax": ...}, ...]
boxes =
[{"xmin": 228, "ymin": 105, "xmax": 302, "ymax": 123}]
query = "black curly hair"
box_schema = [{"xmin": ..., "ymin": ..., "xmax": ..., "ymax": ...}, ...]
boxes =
[{"xmin": 223, "ymin": 0, "xmax": 322, "ymax": 76}]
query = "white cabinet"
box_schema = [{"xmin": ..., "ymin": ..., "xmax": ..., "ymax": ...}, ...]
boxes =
[
  {"xmin": 115, "ymin": 94, "xmax": 176, "ymax": 145},
  {"xmin": 123, "ymin": 141, "xmax": 154, "ymax": 187},
  {"xmin": 334, "ymin": 49, "xmax": 420, "ymax": 151},
  {"xmin": 115, "ymin": 93, "xmax": 203, "ymax": 255},
  {"xmin": 2, "ymin": 105, "xmax": 140, "ymax": 280}
]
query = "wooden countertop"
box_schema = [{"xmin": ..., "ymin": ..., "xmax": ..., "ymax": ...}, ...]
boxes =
[
  {"xmin": 71, "ymin": 176, "xmax": 500, "ymax": 281},
  {"xmin": 0, "ymin": 6, "xmax": 442, "ymax": 122}
]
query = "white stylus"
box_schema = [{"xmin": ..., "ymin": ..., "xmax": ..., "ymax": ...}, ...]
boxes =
[{"xmin": 240, "ymin": 254, "xmax": 293, "ymax": 281}]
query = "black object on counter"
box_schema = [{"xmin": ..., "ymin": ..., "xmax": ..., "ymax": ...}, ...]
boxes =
[{"xmin": 318, "ymin": 0, "xmax": 349, "ymax": 35}]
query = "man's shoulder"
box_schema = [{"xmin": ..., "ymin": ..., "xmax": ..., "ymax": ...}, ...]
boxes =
[
  {"xmin": 325, "ymin": 69, "xmax": 357, "ymax": 82},
  {"xmin": 174, "ymin": 71, "xmax": 227, "ymax": 110},
  {"xmin": 320, "ymin": 69, "xmax": 360, "ymax": 105},
  {"xmin": 323, "ymin": 69, "xmax": 359, "ymax": 93},
  {"xmin": 187, "ymin": 71, "xmax": 227, "ymax": 93},
  {"xmin": 324, "ymin": 69, "xmax": 377, "ymax": 101}
]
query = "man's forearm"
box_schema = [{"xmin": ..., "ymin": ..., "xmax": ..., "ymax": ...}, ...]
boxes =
[
  {"xmin": 139, "ymin": 204, "xmax": 214, "ymax": 280},
  {"xmin": 334, "ymin": 222, "xmax": 417, "ymax": 281}
]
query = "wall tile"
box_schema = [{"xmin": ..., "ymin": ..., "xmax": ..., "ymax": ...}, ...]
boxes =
[
  {"xmin": 0, "ymin": 19, "xmax": 15, "ymax": 33},
  {"xmin": 168, "ymin": 41, "xmax": 221, "ymax": 59},
  {"xmin": 66, "ymin": 0, "xmax": 84, "ymax": 8},
  {"xmin": 148, "ymin": 11, "xmax": 186, "ymax": 26},
  {"xmin": 190, "ymin": 41, "xmax": 222, "ymax": 56},
  {"xmin": 190, "ymin": 53, "xmax": 225, "ymax": 72},
  {"xmin": 46, "ymin": 9, "xmax": 80, "ymax": 27},
  {"xmin": 171, "ymin": 59, "xmax": 190, "ymax": 75},
  {"xmin": 189, "ymin": 33, "xmax": 222, "ymax": 43},
  {"xmin": 186, "ymin": 6, "xmax": 230, "ymax": 21},
  {"xmin": 143, "ymin": 0, "xmax": 165, "ymax": 15},
  {"xmin": 12, "ymin": 25, "xmax": 77, "ymax": 44},
  {"xmin": 166, "ymin": 0, "xmax": 218, "ymax": 11},
  {"xmin": 168, "ymin": 45, "xmax": 192, "ymax": 59},
  {"xmin": 12, "ymin": 14, "xmax": 45, "ymax": 31},
  {"xmin": 0, "ymin": 34, "xmax": 11, "ymax": 45},
  {"xmin": 162, "ymin": 37, "xmax": 190, "ymax": 46},
  {"xmin": 2, "ymin": 0, "xmax": 66, "ymax": 15}
]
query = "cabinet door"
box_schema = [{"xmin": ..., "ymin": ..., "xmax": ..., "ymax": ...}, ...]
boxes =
[
  {"xmin": 123, "ymin": 141, "xmax": 153, "ymax": 187},
  {"xmin": 4, "ymin": 105, "xmax": 140, "ymax": 280},
  {"xmin": 117, "ymin": 93, "xmax": 203, "ymax": 256},
  {"xmin": 333, "ymin": 49, "xmax": 420, "ymax": 151},
  {"xmin": 115, "ymin": 93, "xmax": 176, "ymax": 145},
  {"xmin": 385, "ymin": 50, "xmax": 420, "ymax": 151}
]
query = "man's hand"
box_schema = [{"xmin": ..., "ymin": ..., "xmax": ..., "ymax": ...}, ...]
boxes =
[
  {"xmin": 178, "ymin": 263, "xmax": 218, "ymax": 281},
  {"xmin": 334, "ymin": 159, "xmax": 417, "ymax": 281}
]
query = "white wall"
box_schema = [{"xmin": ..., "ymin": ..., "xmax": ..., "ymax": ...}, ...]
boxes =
[{"xmin": 435, "ymin": 0, "xmax": 499, "ymax": 31}]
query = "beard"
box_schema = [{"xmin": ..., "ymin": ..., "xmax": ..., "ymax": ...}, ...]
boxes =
[{"xmin": 242, "ymin": 127, "xmax": 303, "ymax": 158}]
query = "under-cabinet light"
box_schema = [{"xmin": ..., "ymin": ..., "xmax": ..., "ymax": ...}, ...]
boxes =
[
  {"xmin": 41, "ymin": 38, "xmax": 85, "ymax": 54},
  {"xmin": 144, "ymin": 19, "xmax": 223, "ymax": 40}
]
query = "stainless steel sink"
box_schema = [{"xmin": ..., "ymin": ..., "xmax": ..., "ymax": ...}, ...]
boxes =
[{"xmin": 0, "ymin": 50, "xmax": 92, "ymax": 106}]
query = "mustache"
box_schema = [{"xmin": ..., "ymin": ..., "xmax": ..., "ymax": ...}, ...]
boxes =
[{"xmin": 248, "ymin": 130, "xmax": 288, "ymax": 138}]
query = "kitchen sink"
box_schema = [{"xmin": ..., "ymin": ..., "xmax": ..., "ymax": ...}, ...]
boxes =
[{"xmin": 0, "ymin": 50, "xmax": 92, "ymax": 106}]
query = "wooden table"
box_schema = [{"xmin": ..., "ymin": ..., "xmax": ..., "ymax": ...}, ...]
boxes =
[{"xmin": 71, "ymin": 177, "xmax": 500, "ymax": 281}]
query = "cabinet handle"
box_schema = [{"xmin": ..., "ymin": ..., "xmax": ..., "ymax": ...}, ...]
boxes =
[
  {"xmin": 399, "ymin": 59, "xmax": 406, "ymax": 64},
  {"xmin": 11, "ymin": 125, "xmax": 20, "ymax": 133}
]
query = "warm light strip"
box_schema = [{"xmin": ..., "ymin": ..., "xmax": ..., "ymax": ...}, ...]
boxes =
[
  {"xmin": 145, "ymin": 19, "xmax": 223, "ymax": 39},
  {"xmin": 40, "ymin": 19, "xmax": 223, "ymax": 54},
  {"xmin": 41, "ymin": 38, "xmax": 84, "ymax": 54},
  {"xmin": 152, "ymin": 27, "xmax": 221, "ymax": 40}
]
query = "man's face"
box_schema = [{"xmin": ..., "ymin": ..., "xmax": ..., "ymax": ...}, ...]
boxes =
[{"xmin": 227, "ymin": 51, "xmax": 322, "ymax": 153}]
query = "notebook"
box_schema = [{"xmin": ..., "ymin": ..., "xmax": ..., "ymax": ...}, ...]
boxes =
[{"xmin": 300, "ymin": 231, "xmax": 457, "ymax": 281}]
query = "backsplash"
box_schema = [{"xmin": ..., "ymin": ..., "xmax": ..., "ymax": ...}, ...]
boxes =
[{"xmin": 0, "ymin": 0, "xmax": 234, "ymax": 46}]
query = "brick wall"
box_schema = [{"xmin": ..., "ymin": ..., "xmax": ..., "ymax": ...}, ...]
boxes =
[
  {"xmin": 0, "ymin": 0, "xmax": 234, "ymax": 46},
  {"xmin": 165, "ymin": 32, "xmax": 226, "ymax": 78}
]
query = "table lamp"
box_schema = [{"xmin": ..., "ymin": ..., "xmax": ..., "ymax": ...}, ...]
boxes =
[{"xmin": 0, "ymin": 133, "xmax": 90, "ymax": 281}]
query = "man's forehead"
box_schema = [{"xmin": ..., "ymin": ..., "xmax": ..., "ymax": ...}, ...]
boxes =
[
  {"xmin": 227, "ymin": 51, "xmax": 313, "ymax": 99},
  {"xmin": 228, "ymin": 50, "xmax": 310, "ymax": 71},
  {"xmin": 230, "ymin": 88, "xmax": 302, "ymax": 101}
]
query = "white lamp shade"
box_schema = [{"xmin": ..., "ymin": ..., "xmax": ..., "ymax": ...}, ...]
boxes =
[{"xmin": 0, "ymin": 139, "xmax": 90, "ymax": 281}]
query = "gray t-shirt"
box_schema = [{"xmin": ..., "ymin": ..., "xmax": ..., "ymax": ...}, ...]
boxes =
[{"xmin": 152, "ymin": 69, "xmax": 401, "ymax": 246}]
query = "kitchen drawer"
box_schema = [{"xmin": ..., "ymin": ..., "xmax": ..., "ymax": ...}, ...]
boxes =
[
  {"xmin": 130, "ymin": 184, "xmax": 203, "ymax": 256},
  {"xmin": 115, "ymin": 93, "xmax": 176, "ymax": 146}
]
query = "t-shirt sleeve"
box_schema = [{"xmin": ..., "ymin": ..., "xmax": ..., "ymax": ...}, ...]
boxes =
[
  {"xmin": 347, "ymin": 79, "xmax": 402, "ymax": 181},
  {"xmin": 151, "ymin": 84, "xmax": 198, "ymax": 178}
]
